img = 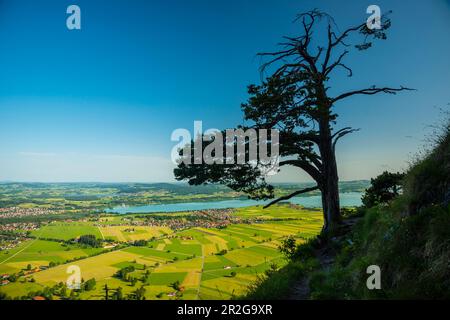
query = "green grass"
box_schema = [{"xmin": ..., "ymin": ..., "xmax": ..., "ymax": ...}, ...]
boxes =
[
  {"xmin": 112, "ymin": 261, "xmax": 145, "ymax": 270},
  {"xmin": 309, "ymin": 130, "xmax": 450, "ymax": 300},
  {"xmin": 0, "ymin": 240, "xmax": 104, "ymax": 274},
  {"xmin": 123, "ymin": 247, "xmax": 188, "ymax": 261},
  {"xmin": 164, "ymin": 243, "xmax": 202, "ymax": 256},
  {"xmin": 247, "ymin": 128, "xmax": 450, "ymax": 300},
  {"xmin": 148, "ymin": 272, "xmax": 188, "ymax": 286},
  {"xmin": 203, "ymin": 255, "xmax": 237, "ymax": 271},
  {"xmin": 31, "ymin": 222, "xmax": 102, "ymax": 240},
  {"xmin": 244, "ymin": 259, "xmax": 318, "ymax": 300}
]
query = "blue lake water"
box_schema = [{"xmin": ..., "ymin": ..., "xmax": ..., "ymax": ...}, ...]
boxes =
[{"xmin": 106, "ymin": 192, "xmax": 363, "ymax": 214}]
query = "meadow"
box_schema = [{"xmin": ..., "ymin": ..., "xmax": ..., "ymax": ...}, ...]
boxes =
[{"xmin": 0, "ymin": 204, "xmax": 323, "ymax": 300}]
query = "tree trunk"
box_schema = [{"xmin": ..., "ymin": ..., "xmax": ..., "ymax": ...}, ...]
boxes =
[
  {"xmin": 318, "ymin": 110, "xmax": 342, "ymax": 234},
  {"xmin": 322, "ymin": 152, "xmax": 341, "ymax": 233},
  {"xmin": 320, "ymin": 189, "xmax": 329, "ymax": 232}
]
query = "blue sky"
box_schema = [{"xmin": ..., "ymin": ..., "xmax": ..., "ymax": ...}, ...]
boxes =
[{"xmin": 0, "ymin": 0, "xmax": 449, "ymax": 182}]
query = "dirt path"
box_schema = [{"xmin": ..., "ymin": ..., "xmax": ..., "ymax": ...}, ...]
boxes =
[
  {"xmin": 288, "ymin": 243, "xmax": 336, "ymax": 300},
  {"xmin": 98, "ymin": 226, "xmax": 105, "ymax": 240},
  {"xmin": 288, "ymin": 217, "xmax": 361, "ymax": 300}
]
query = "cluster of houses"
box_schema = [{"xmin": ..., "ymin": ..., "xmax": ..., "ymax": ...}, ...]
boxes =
[
  {"xmin": 142, "ymin": 209, "xmax": 268, "ymax": 231},
  {"xmin": 0, "ymin": 207, "xmax": 60, "ymax": 219},
  {"xmin": 1, "ymin": 274, "xmax": 10, "ymax": 286},
  {"xmin": 24, "ymin": 266, "xmax": 48, "ymax": 275},
  {"xmin": 0, "ymin": 223, "xmax": 39, "ymax": 251},
  {"xmin": 92, "ymin": 209, "xmax": 272, "ymax": 236},
  {"xmin": 92, "ymin": 209, "xmax": 243, "ymax": 232},
  {"xmin": 0, "ymin": 222, "xmax": 39, "ymax": 232},
  {"xmin": 0, "ymin": 265, "xmax": 49, "ymax": 287},
  {"xmin": 141, "ymin": 209, "xmax": 243, "ymax": 231},
  {"xmin": 0, "ymin": 238, "xmax": 24, "ymax": 251}
]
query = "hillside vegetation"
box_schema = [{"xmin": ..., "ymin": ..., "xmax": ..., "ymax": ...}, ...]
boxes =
[{"xmin": 246, "ymin": 120, "xmax": 450, "ymax": 300}]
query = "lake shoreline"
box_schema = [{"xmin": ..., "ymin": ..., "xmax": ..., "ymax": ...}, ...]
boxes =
[{"xmin": 106, "ymin": 192, "xmax": 363, "ymax": 215}]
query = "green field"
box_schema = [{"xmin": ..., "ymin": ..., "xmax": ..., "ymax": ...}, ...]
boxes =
[
  {"xmin": 0, "ymin": 205, "xmax": 323, "ymax": 300},
  {"xmin": 98, "ymin": 225, "xmax": 172, "ymax": 242},
  {"xmin": 31, "ymin": 222, "xmax": 102, "ymax": 240},
  {"xmin": 0, "ymin": 239, "xmax": 105, "ymax": 275}
]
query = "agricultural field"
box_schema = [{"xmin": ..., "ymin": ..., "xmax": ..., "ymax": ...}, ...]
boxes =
[
  {"xmin": 98, "ymin": 226, "xmax": 172, "ymax": 242},
  {"xmin": 0, "ymin": 204, "xmax": 323, "ymax": 300},
  {"xmin": 31, "ymin": 222, "xmax": 102, "ymax": 240},
  {"xmin": 0, "ymin": 239, "xmax": 105, "ymax": 275}
]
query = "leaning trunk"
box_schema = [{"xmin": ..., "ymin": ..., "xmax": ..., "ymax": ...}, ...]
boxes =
[
  {"xmin": 320, "ymin": 189, "xmax": 329, "ymax": 232},
  {"xmin": 318, "ymin": 108, "xmax": 342, "ymax": 234},
  {"xmin": 322, "ymin": 153, "xmax": 341, "ymax": 233}
]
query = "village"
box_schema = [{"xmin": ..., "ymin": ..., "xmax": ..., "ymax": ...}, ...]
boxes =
[
  {"xmin": 0, "ymin": 207, "xmax": 61, "ymax": 219},
  {"xmin": 0, "ymin": 222, "xmax": 39, "ymax": 251},
  {"xmin": 95, "ymin": 209, "xmax": 265, "ymax": 232}
]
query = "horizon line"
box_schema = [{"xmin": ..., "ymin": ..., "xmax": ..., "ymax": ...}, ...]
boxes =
[{"xmin": 0, "ymin": 180, "xmax": 369, "ymax": 184}]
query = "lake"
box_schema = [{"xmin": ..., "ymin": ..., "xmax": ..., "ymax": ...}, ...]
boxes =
[{"xmin": 106, "ymin": 192, "xmax": 363, "ymax": 214}]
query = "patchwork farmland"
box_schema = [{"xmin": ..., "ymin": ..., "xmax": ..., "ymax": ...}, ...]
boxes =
[{"xmin": 0, "ymin": 205, "xmax": 323, "ymax": 300}]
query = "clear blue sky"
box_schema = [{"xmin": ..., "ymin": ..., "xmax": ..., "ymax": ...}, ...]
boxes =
[{"xmin": 0, "ymin": 0, "xmax": 449, "ymax": 182}]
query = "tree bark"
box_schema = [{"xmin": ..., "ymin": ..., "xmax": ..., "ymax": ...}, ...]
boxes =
[
  {"xmin": 322, "ymin": 151, "xmax": 341, "ymax": 233},
  {"xmin": 318, "ymin": 107, "xmax": 342, "ymax": 234},
  {"xmin": 320, "ymin": 188, "xmax": 329, "ymax": 232}
]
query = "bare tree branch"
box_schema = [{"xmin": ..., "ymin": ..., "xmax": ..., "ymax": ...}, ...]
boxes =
[
  {"xmin": 332, "ymin": 86, "xmax": 415, "ymax": 103},
  {"xmin": 331, "ymin": 23, "xmax": 366, "ymax": 47},
  {"xmin": 324, "ymin": 50, "xmax": 351, "ymax": 77},
  {"xmin": 322, "ymin": 22, "xmax": 365, "ymax": 73},
  {"xmin": 332, "ymin": 127, "xmax": 353, "ymax": 138},
  {"xmin": 322, "ymin": 23, "xmax": 333, "ymax": 71},
  {"xmin": 263, "ymin": 186, "xmax": 320, "ymax": 209},
  {"xmin": 332, "ymin": 128, "xmax": 361, "ymax": 150}
]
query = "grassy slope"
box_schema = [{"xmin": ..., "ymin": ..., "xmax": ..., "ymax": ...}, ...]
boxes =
[
  {"xmin": 245, "ymin": 128, "xmax": 450, "ymax": 300},
  {"xmin": 309, "ymin": 202, "xmax": 450, "ymax": 299}
]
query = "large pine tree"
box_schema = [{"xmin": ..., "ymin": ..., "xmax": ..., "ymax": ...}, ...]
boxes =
[{"xmin": 174, "ymin": 10, "xmax": 412, "ymax": 233}]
